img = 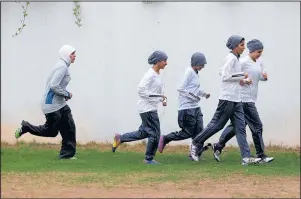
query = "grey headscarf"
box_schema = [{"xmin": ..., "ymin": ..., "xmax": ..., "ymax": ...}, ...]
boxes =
[
  {"xmin": 148, "ymin": 50, "xmax": 168, "ymax": 65},
  {"xmin": 226, "ymin": 35, "xmax": 244, "ymax": 50},
  {"xmin": 247, "ymin": 39, "xmax": 264, "ymax": 52},
  {"xmin": 191, "ymin": 52, "xmax": 207, "ymax": 67}
]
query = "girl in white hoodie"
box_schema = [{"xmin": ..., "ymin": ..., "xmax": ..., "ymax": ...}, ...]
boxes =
[{"xmin": 15, "ymin": 45, "xmax": 77, "ymax": 160}]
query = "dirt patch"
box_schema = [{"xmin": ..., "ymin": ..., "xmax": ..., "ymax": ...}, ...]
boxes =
[{"xmin": 1, "ymin": 172, "xmax": 300, "ymax": 198}]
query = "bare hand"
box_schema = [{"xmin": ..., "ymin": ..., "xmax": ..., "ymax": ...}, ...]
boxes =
[
  {"xmin": 240, "ymin": 78, "xmax": 252, "ymax": 86},
  {"xmin": 240, "ymin": 79, "xmax": 245, "ymax": 86},
  {"xmin": 65, "ymin": 92, "xmax": 73, "ymax": 101},
  {"xmin": 244, "ymin": 72, "xmax": 248, "ymax": 79},
  {"xmin": 262, "ymin": 72, "xmax": 268, "ymax": 79},
  {"xmin": 245, "ymin": 78, "xmax": 252, "ymax": 85},
  {"xmin": 205, "ymin": 93, "xmax": 210, "ymax": 99},
  {"xmin": 162, "ymin": 95, "xmax": 167, "ymax": 106}
]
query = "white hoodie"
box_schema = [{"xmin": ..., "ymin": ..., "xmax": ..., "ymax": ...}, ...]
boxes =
[
  {"xmin": 41, "ymin": 45, "xmax": 76, "ymax": 114},
  {"xmin": 137, "ymin": 68, "xmax": 164, "ymax": 113},
  {"xmin": 177, "ymin": 67, "xmax": 208, "ymax": 110},
  {"xmin": 218, "ymin": 52, "xmax": 245, "ymax": 102},
  {"xmin": 240, "ymin": 56, "xmax": 267, "ymax": 103}
]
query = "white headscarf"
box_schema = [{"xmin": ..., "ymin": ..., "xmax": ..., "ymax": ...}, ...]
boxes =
[{"xmin": 59, "ymin": 45, "xmax": 76, "ymax": 65}]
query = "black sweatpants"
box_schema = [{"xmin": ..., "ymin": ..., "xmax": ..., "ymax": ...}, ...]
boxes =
[
  {"xmin": 22, "ymin": 105, "xmax": 76, "ymax": 159},
  {"xmin": 120, "ymin": 110, "xmax": 160, "ymax": 161},
  {"xmin": 216, "ymin": 102, "xmax": 265, "ymax": 157},
  {"xmin": 192, "ymin": 100, "xmax": 251, "ymax": 158},
  {"xmin": 164, "ymin": 107, "xmax": 203, "ymax": 144}
]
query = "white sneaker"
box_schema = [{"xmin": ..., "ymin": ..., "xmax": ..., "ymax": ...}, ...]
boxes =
[
  {"xmin": 190, "ymin": 143, "xmax": 199, "ymax": 161},
  {"xmin": 259, "ymin": 156, "xmax": 274, "ymax": 164},
  {"xmin": 242, "ymin": 157, "xmax": 261, "ymax": 165},
  {"xmin": 212, "ymin": 143, "xmax": 221, "ymax": 162}
]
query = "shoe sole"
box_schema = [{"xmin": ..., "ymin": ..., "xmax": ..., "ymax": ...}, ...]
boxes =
[
  {"xmin": 266, "ymin": 158, "xmax": 274, "ymax": 163},
  {"xmin": 15, "ymin": 129, "xmax": 21, "ymax": 139},
  {"xmin": 242, "ymin": 159, "xmax": 261, "ymax": 165},
  {"xmin": 213, "ymin": 153, "xmax": 220, "ymax": 162},
  {"xmin": 15, "ymin": 133, "xmax": 21, "ymax": 139},
  {"xmin": 211, "ymin": 145, "xmax": 220, "ymax": 162},
  {"xmin": 112, "ymin": 144, "xmax": 120, "ymax": 153},
  {"xmin": 259, "ymin": 157, "xmax": 275, "ymax": 164},
  {"xmin": 143, "ymin": 160, "xmax": 161, "ymax": 164},
  {"xmin": 190, "ymin": 153, "xmax": 199, "ymax": 162},
  {"xmin": 112, "ymin": 135, "xmax": 121, "ymax": 153}
]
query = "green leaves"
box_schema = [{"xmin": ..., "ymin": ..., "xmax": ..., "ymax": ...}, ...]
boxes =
[
  {"xmin": 12, "ymin": 1, "xmax": 30, "ymax": 37},
  {"xmin": 73, "ymin": 1, "xmax": 82, "ymax": 27},
  {"xmin": 12, "ymin": 1, "xmax": 82, "ymax": 37}
]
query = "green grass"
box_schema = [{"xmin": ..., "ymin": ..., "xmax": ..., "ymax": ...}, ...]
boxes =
[{"xmin": 1, "ymin": 142, "xmax": 300, "ymax": 185}]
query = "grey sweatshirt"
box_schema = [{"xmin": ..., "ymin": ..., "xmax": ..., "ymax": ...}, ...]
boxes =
[
  {"xmin": 177, "ymin": 67, "xmax": 208, "ymax": 110},
  {"xmin": 41, "ymin": 59, "xmax": 71, "ymax": 114}
]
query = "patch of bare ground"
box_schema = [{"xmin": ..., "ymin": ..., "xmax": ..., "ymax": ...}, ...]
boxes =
[{"xmin": 1, "ymin": 172, "xmax": 300, "ymax": 198}]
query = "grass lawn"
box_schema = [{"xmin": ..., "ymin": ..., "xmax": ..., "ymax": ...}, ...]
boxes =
[{"xmin": 1, "ymin": 142, "xmax": 300, "ymax": 198}]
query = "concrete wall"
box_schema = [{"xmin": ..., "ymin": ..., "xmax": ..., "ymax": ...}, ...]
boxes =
[{"xmin": 1, "ymin": 2, "xmax": 300, "ymax": 146}]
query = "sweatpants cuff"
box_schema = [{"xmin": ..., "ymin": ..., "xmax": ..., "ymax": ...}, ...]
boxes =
[
  {"xmin": 215, "ymin": 142, "xmax": 224, "ymax": 151},
  {"xmin": 145, "ymin": 156, "xmax": 153, "ymax": 161},
  {"xmin": 192, "ymin": 141, "xmax": 203, "ymax": 149}
]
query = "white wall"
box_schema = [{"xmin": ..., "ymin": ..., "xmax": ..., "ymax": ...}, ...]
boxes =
[{"xmin": 1, "ymin": 2, "xmax": 300, "ymax": 146}]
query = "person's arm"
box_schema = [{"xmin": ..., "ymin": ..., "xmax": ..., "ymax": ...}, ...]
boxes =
[
  {"xmin": 259, "ymin": 61, "xmax": 268, "ymax": 81},
  {"xmin": 197, "ymin": 89, "xmax": 210, "ymax": 99},
  {"xmin": 49, "ymin": 66, "xmax": 71, "ymax": 98},
  {"xmin": 177, "ymin": 70, "xmax": 200, "ymax": 101},
  {"xmin": 177, "ymin": 89, "xmax": 200, "ymax": 101},
  {"xmin": 220, "ymin": 57, "xmax": 246, "ymax": 82},
  {"xmin": 138, "ymin": 74, "xmax": 165, "ymax": 100}
]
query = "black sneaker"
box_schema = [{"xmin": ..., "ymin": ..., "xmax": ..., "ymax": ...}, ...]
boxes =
[
  {"xmin": 257, "ymin": 154, "xmax": 274, "ymax": 164},
  {"xmin": 203, "ymin": 143, "xmax": 212, "ymax": 152},
  {"xmin": 212, "ymin": 143, "xmax": 222, "ymax": 162},
  {"xmin": 15, "ymin": 120, "xmax": 28, "ymax": 139}
]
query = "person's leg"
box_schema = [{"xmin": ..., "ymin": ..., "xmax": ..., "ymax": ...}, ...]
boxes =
[
  {"xmin": 230, "ymin": 102, "xmax": 261, "ymax": 165},
  {"xmin": 143, "ymin": 111, "xmax": 161, "ymax": 163},
  {"xmin": 244, "ymin": 102, "xmax": 274, "ymax": 163},
  {"xmin": 190, "ymin": 100, "xmax": 234, "ymax": 161},
  {"xmin": 193, "ymin": 107, "xmax": 204, "ymax": 139},
  {"xmin": 158, "ymin": 109, "xmax": 197, "ymax": 153},
  {"xmin": 189, "ymin": 107, "xmax": 212, "ymax": 159},
  {"xmin": 212, "ymin": 123, "xmax": 235, "ymax": 162},
  {"xmin": 58, "ymin": 105, "xmax": 77, "ymax": 159},
  {"xmin": 216, "ymin": 123, "xmax": 235, "ymax": 149},
  {"xmin": 119, "ymin": 127, "xmax": 149, "ymax": 143},
  {"xmin": 112, "ymin": 113, "xmax": 148, "ymax": 152},
  {"xmin": 15, "ymin": 110, "xmax": 62, "ymax": 138}
]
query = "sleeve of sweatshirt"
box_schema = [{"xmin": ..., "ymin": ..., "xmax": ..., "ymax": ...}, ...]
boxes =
[
  {"xmin": 177, "ymin": 70, "xmax": 200, "ymax": 101},
  {"xmin": 49, "ymin": 66, "xmax": 70, "ymax": 97},
  {"xmin": 259, "ymin": 60, "xmax": 268, "ymax": 81},
  {"xmin": 197, "ymin": 89, "xmax": 208, "ymax": 98},
  {"xmin": 138, "ymin": 73, "xmax": 162, "ymax": 99},
  {"xmin": 219, "ymin": 56, "xmax": 245, "ymax": 82}
]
